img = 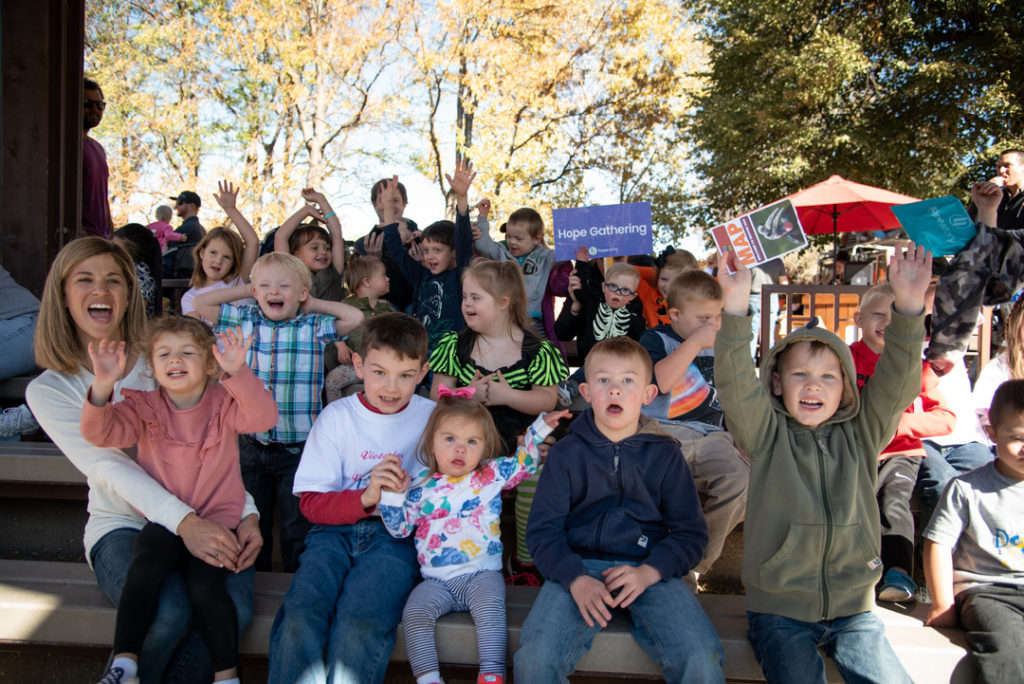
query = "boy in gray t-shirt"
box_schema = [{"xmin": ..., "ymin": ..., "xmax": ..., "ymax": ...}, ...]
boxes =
[{"xmin": 923, "ymin": 379, "xmax": 1024, "ymax": 682}]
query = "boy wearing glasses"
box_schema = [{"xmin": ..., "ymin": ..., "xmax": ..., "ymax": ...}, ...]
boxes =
[
  {"xmin": 555, "ymin": 257, "xmax": 646, "ymax": 405},
  {"xmin": 83, "ymin": 78, "xmax": 112, "ymax": 239}
]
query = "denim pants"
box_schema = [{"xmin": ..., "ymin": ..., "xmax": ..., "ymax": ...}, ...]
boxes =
[
  {"xmin": 238, "ymin": 436, "xmax": 310, "ymax": 572},
  {"xmin": 0, "ymin": 311, "xmax": 38, "ymax": 381},
  {"xmin": 513, "ymin": 559, "xmax": 726, "ymax": 683},
  {"xmin": 267, "ymin": 519, "xmax": 419, "ymax": 684},
  {"xmin": 746, "ymin": 610, "xmax": 912, "ymax": 684},
  {"xmin": 957, "ymin": 584, "xmax": 1024, "ymax": 683},
  {"xmin": 918, "ymin": 440, "xmax": 993, "ymax": 527},
  {"xmin": 90, "ymin": 527, "xmax": 254, "ymax": 684}
]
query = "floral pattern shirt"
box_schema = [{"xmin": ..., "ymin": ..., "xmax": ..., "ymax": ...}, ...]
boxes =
[{"xmin": 379, "ymin": 414, "xmax": 553, "ymax": 580}]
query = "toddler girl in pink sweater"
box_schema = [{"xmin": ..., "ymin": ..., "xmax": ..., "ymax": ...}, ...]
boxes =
[{"xmin": 82, "ymin": 316, "xmax": 277, "ymax": 684}]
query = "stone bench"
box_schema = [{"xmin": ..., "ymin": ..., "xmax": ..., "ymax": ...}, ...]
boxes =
[{"xmin": 0, "ymin": 559, "xmax": 974, "ymax": 682}]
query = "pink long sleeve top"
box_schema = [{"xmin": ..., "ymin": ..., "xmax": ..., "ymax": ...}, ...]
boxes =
[{"xmin": 81, "ymin": 367, "xmax": 277, "ymax": 529}]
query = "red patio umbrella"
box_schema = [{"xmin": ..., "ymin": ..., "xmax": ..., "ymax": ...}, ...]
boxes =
[{"xmin": 784, "ymin": 175, "xmax": 919, "ymax": 266}]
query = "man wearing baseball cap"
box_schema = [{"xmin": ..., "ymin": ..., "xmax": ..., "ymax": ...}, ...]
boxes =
[{"xmin": 164, "ymin": 191, "xmax": 205, "ymax": 277}]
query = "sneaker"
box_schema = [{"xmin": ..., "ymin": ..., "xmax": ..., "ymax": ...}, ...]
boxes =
[
  {"xmin": 878, "ymin": 568, "xmax": 917, "ymax": 603},
  {"xmin": 0, "ymin": 404, "xmax": 38, "ymax": 438},
  {"xmin": 96, "ymin": 667, "xmax": 139, "ymax": 684},
  {"xmin": 556, "ymin": 378, "xmax": 578, "ymax": 408},
  {"xmin": 504, "ymin": 555, "xmax": 543, "ymax": 586},
  {"xmin": 478, "ymin": 675, "xmax": 504, "ymax": 684}
]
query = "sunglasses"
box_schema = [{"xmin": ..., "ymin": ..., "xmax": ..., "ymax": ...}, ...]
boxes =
[
  {"xmin": 84, "ymin": 99, "xmax": 106, "ymax": 111},
  {"xmin": 603, "ymin": 282, "xmax": 636, "ymax": 297}
]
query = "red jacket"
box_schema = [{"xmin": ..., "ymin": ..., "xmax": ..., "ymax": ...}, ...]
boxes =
[{"xmin": 850, "ymin": 340, "xmax": 954, "ymax": 459}]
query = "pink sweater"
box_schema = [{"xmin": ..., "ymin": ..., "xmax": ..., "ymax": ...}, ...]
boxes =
[{"xmin": 81, "ymin": 367, "xmax": 277, "ymax": 529}]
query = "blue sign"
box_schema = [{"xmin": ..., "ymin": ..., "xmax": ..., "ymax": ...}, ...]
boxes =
[
  {"xmin": 552, "ymin": 202, "xmax": 653, "ymax": 260},
  {"xmin": 891, "ymin": 196, "xmax": 977, "ymax": 256}
]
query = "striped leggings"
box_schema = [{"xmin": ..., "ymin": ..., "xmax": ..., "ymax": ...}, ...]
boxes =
[{"xmin": 402, "ymin": 570, "xmax": 507, "ymax": 678}]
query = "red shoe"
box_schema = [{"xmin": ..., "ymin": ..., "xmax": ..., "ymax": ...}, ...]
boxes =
[{"xmin": 478, "ymin": 675, "xmax": 504, "ymax": 684}]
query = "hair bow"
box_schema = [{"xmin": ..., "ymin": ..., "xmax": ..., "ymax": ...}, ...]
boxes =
[{"xmin": 437, "ymin": 385, "xmax": 476, "ymax": 400}]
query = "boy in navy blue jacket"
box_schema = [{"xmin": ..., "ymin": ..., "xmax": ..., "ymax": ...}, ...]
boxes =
[{"xmin": 514, "ymin": 337, "xmax": 726, "ymax": 683}]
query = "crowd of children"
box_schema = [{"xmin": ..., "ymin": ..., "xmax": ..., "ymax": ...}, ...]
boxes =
[{"xmin": 55, "ymin": 171, "xmax": 1024, "ymax": 684}]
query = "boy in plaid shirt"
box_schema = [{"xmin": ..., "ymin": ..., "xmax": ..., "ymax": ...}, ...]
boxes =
[{"xmin": 193, "ymin": 252, "xmax": 363, "ymax": 571}]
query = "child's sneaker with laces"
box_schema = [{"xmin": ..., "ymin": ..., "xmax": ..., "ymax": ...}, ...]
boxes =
[
  {"xmin": 877, "ymin": 567, "xmax": 917, "ymax": 603},
  {"xmin": 96, "ymin": 666, "xmax": 139, "ymax": 684}
]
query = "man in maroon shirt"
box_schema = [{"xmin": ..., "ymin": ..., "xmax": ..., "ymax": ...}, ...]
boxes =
[{"xmin": 82, "ymin": 79, "xmax": 113, "ymax": 239}]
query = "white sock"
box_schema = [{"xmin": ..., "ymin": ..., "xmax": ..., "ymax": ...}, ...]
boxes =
[
  {"xmin": 417, "ymin": 672, "xmax": 444, "ymax": 684},
  {"xmin": 110, "ymin": 656, "xmax": 137, "ymax": 678},
  {"xmin": 217, "ymin": 679, "xmax": 240, "ymax": 684}
]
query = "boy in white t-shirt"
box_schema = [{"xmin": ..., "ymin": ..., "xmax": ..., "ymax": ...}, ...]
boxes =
[
  {"xmin": 924, "ymin": 378, "xmax": 1024, "ymax": 682},
  {"xmin": 268, "ymin": 313, "xmax": 436, "ymax": 684}
]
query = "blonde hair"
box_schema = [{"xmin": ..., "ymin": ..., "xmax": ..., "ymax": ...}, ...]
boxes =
[
  {"xmin": 604, "ymin": 263, "xmax": 640, "ymax": 287},
  {"xmin": 666, "ymin": 270, "xmax": 722, "ymax": 310},
  {"xmin": 346, "ymin": 254, "xmax": 385, "ymax": 294},
  {"xmin": 858, "ymin": 283, "xmax": 895, "ymax": 312},
  {"xmin": 417, "ymin": 395, "xmax": 504, "ymax": 476},
  {"xmin": 34, "ymin": 237, "xmax": 148, "ymax": 374},
  {"xmin": 1005, "ymin": 299, "xmax": 1024, "ymax": 380},
  {"xmin": 190, "ymin": 227, "xmax": 244, "ymax": 288},
  {"xmin": 660, "ymin": 250, "xmax": 698, "ymax": 274},
  {"xmin": 250, "ymin": 251, "xmax": 312, "ymax": 290},
  {"xmin": 462, "ymin": 260, "xmax": 534, "ymax": 339}
]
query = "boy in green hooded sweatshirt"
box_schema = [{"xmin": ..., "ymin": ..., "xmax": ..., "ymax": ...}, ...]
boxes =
[{"xmin": 713, "ymin": 246, "xmax": 932, "ymax": 684}]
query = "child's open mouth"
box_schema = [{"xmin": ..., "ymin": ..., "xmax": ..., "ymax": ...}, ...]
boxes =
[
  {"xmin": 800, "ymin": 398, "xmax": 823, "ymax": 409},
  {"xmin": 606, "ymin": 403, "xmax": 624, "ymax": 415},
  {"xmin": 167, "ymin": 369, "xmax": 187, "ymax": 378}
]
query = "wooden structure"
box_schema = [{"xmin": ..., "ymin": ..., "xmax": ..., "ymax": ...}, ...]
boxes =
[{"xmin": 0, "ymin": 1, "xmax": 86, "ymax": 295}]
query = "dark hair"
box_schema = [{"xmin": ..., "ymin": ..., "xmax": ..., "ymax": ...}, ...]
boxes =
[
  {"xmin": 84, "ymin": 78, "xmax": 103, "ymax": 98},
  {"xmin": 371, "ymin": 178, "xmax": 409, "ymax": 204},
  {"xmin": 999, "ymin": 149, "xmax": 1024, "ymax": 163},
  {"xmin": 507, "ymin": 207, "xmax": 544, "ymax": 240},
  {"xmin": 113, "ymin": 223, "xmax": 163, "ymax": 316},
  {"xmin": 143, "ymin": 315, "xmax": 217, "ymax": 374},
  {"xmin": 346, "ymin": 254, "xmax": 385, "ymax": 293},
  {"xmin": 416, "ymin": 395, "xmax": 504, "ymax": 475},
  {"xmin": 288, "ymin": 223, "xmax": 332, "ymax": 254},
  {"xmin": 420, "ymin": 220, "xmax": 455, "ymax": 250},
  {"xmin": 989, "ymin": 379, "xmax": 1024, "ymax": 431},
  {"xmin": 359, "ymin": 312, "xmax": 428, "ymax": 362},
  {"xmin": 583, "ymin": 337, "xmax": 653, "ymax": 383}
]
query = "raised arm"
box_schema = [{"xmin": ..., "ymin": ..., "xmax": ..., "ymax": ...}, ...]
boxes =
[
  {"xmin": 214, "ymin": 180, "xmax": 259, "ymax": 281},
  {"xmin": 192, "ymin": 283, "xmax": 253, "ymax": 325},
  {"xmin": 303, "ymin": 188, "xmax": 346, "ymax": 276},
  {"xmin": 445, "ymin": 158, "xmax": 476, "ymax": 217},
  {"xmin": 301, "ymin": 296, "xmax": 365, "ymax": 336},
  {"xmin": 274, "ymin": 202, "xmax": 322, "ymax": 253}
]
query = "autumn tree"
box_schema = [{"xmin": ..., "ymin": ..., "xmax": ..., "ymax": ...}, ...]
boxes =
[
  {"xmin": 687, "ymin": 0, "xmax": 1024, "ymax": 225},
  {"xmin": 405, "ymin": 0, "xmax": 706, "ymax": 242}
]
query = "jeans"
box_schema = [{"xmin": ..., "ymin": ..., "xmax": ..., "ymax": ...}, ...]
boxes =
[
  {"xmin": 267, "ymin": 519, "xmax": 419, "ymax": 684},
  {"xmin": 957, "ymin": 584, "xmax": 1024, "ymax": 683},
  {"xmin": 90, "ymin": 527, "xmax": 254, "ymax": 684},
  {"xmin": 746, "ymin": 610, "xmax": 912, "ymax": 684},
  {"xmin": 0, "ymin": 312, "xmax": 38, "ymax": 381},
  {"xmin": 513, "ymin": 559, "xmax": 726, "ymax": 683},
  {"xmin": 918, "ymin": 440, "xmax": 993, "ymax": 528},
  {"xmin": 238, "ymin": 436, "xmax": 310, "ymax": 572}
]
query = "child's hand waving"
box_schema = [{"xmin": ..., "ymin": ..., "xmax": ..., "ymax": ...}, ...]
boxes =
[
  {"xmin": 212, "ymin": 327, "xmax": 252, "ymax": 375},
  {"xmin": 888, "ymin": 243, "xmax": 932, "ymax": 316},
  {"xmin": 213, "ymin": 180, "xmax": 239, "ymax": 212},
  {"xmin": 717, "ymin": 249, "xmax": 752, "ymax": 316},
  {"xmin": 445, "ymin": 158, "xmax": 476, "ymax": 199},
  {"xmin": 87, "ymin": 339, "xmax": 127, "ymax": 406}
]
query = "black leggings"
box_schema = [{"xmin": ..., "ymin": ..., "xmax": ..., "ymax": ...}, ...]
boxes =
[{"xmin": 114, "ymin": 522, "xmax": 238, "ymax": 672}]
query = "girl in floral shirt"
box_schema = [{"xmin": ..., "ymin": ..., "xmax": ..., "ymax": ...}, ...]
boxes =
[{"xmin": 380, "ymin": 386, "xmax": 567, "ymax": 684}]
